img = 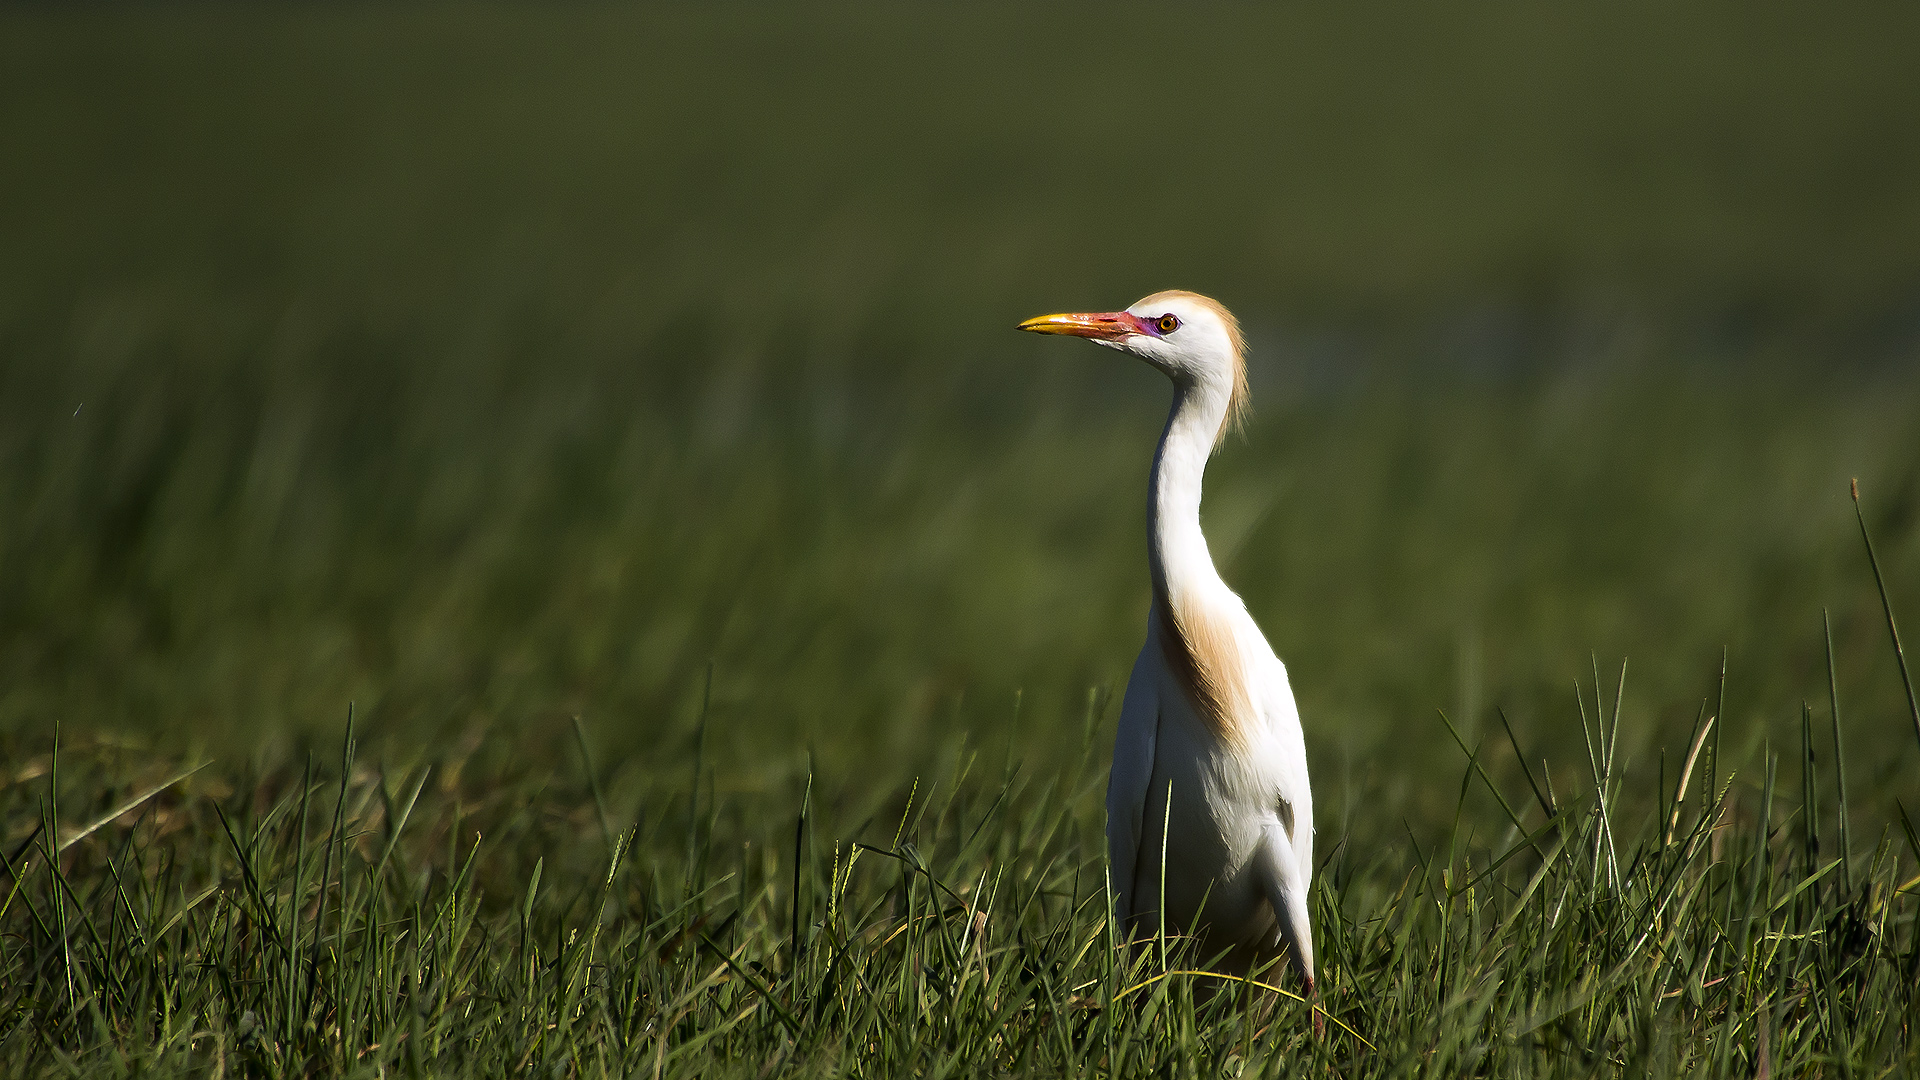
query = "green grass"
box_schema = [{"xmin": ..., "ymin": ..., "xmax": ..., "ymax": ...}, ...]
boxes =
[
  {"xmin": 4, "ymin": 2, "xmax": 1920, "ymax": 1074},
  {"xmin": 4, "ymin": 659, "xmax": 1919, "ymax": 1075}
]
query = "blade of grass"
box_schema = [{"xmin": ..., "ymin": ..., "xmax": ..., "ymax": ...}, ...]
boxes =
[
  {"xmin": 1665, "ymin": 713, "xmax": 1715, "ymax": 849},
  {"xmin": 1497, "ymin": 707, "xmax": 1555, "ymax": 818},
  {"xmin": 686, "ymin": 661, "xmax": 713, "ymax": 901},
  {"xmin": 571, "ymin": 715, "xmax": 616, "ymax": 855},
  {"xmin": 1436, "ymin": 709, "xmax": 1541, "ymax": 858},
  {"xmin": 1852, "ymin": 479, "xmax": 1920, "ymax": 756},
  {"xmin": 791, "ymin": 758, "xmax": 812, "ymax": 980},
  {"xmin": 55, "ymin": 763, "xmax": 211, "ymax": 856},
  {"xmin": 1824, "ymin": 611, "xmax": 1853, "ymax": 892}
]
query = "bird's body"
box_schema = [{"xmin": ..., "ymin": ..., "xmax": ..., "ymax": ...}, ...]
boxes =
[{"xmin": 1020, "ymin": 292, "xmax": 1315, "ymax": 990}]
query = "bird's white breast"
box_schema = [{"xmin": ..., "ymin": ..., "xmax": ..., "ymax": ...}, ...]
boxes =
[{"xmin": 1130, "ymin": 595, "xmax": 1309, "ymax": 951}]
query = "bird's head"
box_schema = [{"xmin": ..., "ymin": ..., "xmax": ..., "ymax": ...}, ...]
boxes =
[{"xmin": 1018, "ymin": 290, "xmax": 1249, "ymax": 442}]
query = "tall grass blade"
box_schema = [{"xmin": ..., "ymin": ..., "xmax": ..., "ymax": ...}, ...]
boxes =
[
  {"xmin": 572, "ymin": 715, "xmax": 617, "ymax": 854},
  {"xmin": 1852, "ymin": 479, "xmax": 1920, "ymax": 755},
  {"xmin": 1824, "ymin": 611, "xmax": 1853, "ymax": 892},
  {"xmin": 686, "ymin": 662, "xmax": 713, "ymax": 900},
  {"xmin": 1497, "ymin": 707, "xmax": 1554, "ymax": 818}
]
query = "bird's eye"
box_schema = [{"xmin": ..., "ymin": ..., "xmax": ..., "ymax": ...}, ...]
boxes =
[{"xmin": 1157, "ymin": 314, "xmax": 1181, "ymax": 333}]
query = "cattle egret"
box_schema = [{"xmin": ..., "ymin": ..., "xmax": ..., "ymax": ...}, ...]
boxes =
[{"xmin": 1019, "ymin": 291, "xmax": 1315, "ymax": 994}]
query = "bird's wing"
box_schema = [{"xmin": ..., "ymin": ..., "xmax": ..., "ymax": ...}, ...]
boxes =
[
  {"xmin": 1255, "ymin": 648, "xmax": 1316, "ymax": 904},
  {"xmin": 1106, "ymin": 646, "xmax": 1161, "ymax": 932},
  {"xmin": 1250, "ymin": 818, "xmax": 1316, "ymax": 986}
]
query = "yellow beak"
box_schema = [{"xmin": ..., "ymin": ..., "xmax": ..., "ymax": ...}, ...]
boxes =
[{"xmin": 1016, "ymin": 311, "xmax": 1142, "ymax": 341}]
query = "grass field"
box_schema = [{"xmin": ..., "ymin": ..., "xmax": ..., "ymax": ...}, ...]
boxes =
[{"xmin": 4, "ymin": 2, "xmax": 1920, "ymax": 1075}]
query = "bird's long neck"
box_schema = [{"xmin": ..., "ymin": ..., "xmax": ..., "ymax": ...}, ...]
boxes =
[
  {"xmin": 1146, "ymin": 375, "xmax": 1250, "ymax": 746},
  {"xmin": 1147, "ymin": 378, "xmax": 1232, "ymax": 607}
]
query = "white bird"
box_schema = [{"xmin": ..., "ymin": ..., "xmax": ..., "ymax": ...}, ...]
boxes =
[{"xmin": 1019, "ymin": 291, "xmax": 1315, "ymax": 993}]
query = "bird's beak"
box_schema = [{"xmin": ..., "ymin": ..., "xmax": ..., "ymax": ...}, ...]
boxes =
[{"xmin": 1016, "ymin": 311, "xmax": 1143, "ymax": 342}]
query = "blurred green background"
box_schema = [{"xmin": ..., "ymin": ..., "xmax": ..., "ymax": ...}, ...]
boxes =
[{"xmin": 3, "ymin": 1, "xmax": 1919, "ymax": 828}]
